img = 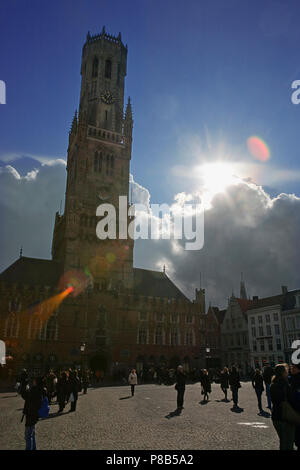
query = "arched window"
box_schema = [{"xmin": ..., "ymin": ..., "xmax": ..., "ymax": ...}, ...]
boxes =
[
  {"xmin": 28, "ymin": 317, "xmax": 42, "ymax": 340},
  {"xmin": 92, "ymin": 57, "xmax": 98, "ymax": 78},
  {"xmin": 4, "ymin": 314, "xmax": 19, "ymax": 338},
  {"xmin": 94, "ymin": 152, "xmax": 102, "ymax": 173},
  {"xmin": 137, "ymin": 326, "xmax": 148, "ymax": 345},
  {"xmin": 41, "ymin": 315, "xmax": 58, "ymax": 341},
  {"xmin": 155, "ymin": 326, "xmax": 164, "ymax": 345},
  {"xmin": 105, "ymin": 59, "xmax": 112, "ymax": 79},
  {"xmin": 170, "ymin": 327, "xmax": 180, "ymax": 346},
  {"xmin": 185, "ymin": 329, "xmax": 195, "ymax": 346}
]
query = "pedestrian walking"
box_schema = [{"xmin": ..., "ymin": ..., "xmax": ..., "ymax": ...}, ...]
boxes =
[
  {"xmin": 128, "ymin": 369, "xmax": 138, "ymax": 396},
  {"xmin": 252, "ymin": 369, "xmax": 264, "ymax": 414},
  {"xmin": 229, "ymin": 365, "xmax": 241, "ymax": 408},
  {"xmin": 175, "ymin": 365, "xmax": 186, "ymax": 410},
  {"xmin": 220, "ymin": 367, "xmax": 230, "ymax": 401},
  {"xmin": 68, "ymin": 370, "xmax": 80, "ymax": 412},
  {"xmin": 56, "ymin": 371, "xmax": 68, "ymax": 413},
  {"xmin": 22, "ymin": 378, "xmax": 43, "ymax": 450},
  {"xmin": 270, "ymin": 363, "xmax": 296, "ymax": 450},
  {"xmin": 82, "ymin": 370, "xmax": 89, "ymax": 394},
  {"xmin": 45, "ymin": 370, "xmax": 56, "ymax": 404},
  {"xmin": 200, "ymin": 369, "xmax": 211, "ymax": 402},
  {"xmin": 290, "ymin": 362, "xmax": 300, "ymax": 451},
  {"xmin": 263, "ymin": 363, "xmax": 273, "ymax": 410}
]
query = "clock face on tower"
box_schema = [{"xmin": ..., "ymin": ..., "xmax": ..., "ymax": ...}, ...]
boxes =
[{"xmin": 101, "ymin": 90, "xmax": 115, "ymax": 105}]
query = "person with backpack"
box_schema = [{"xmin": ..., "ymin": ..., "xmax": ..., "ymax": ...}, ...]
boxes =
[
  {"xmin": 200, "ymin": 369, "xmax": 211, "ymax": 402},
  {"xmin": 220, "ymin": 367, "xmax": 230, "ymax": 401},
  {"xmin": 252, "ymin": 369, "xmax": 264, "ymax": 414},
  {"xmin": 22, "ymin": 378, "xmax": 43, "ymax": 450}
]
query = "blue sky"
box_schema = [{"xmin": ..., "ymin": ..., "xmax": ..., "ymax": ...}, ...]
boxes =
[
  {"xmin": 1, "ymin": 0, "xmax": 300, "ymax": 302},
  {"xmin": 1, "ymin": 0, "xmax": 300, "ymax": 200}
]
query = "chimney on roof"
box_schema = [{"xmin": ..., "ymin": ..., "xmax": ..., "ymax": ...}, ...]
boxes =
[
  {"xmin": 281, "ymin": 285, "xmax": 288, "ymax": 294},
  {"xmin": 253, "ymin": 295, "xmax": 259, "ymax": 301}
]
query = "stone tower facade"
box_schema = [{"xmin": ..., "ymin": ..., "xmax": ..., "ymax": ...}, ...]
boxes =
[{"xmin": 52, "ymin": 27, "xmax": 134, "ymax": 290}]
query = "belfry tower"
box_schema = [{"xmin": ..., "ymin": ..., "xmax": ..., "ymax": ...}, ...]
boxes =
[{"xmin": 52, "ymin": 27, "xmax": 134, "ymax": 290}]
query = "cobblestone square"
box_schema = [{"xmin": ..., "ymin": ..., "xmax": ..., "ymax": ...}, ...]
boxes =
[{"xmin": 0, "ymin": 382, "xmax": 279, "ymax": 450}]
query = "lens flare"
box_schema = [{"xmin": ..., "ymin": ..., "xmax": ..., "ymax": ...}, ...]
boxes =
[
  {"xmin": 58, "ymin": 269, "xmax": 90, "ymax": 297},
  {"xmin": 247, "ymin": 136, "xmax": 270, "ymax": 162}
]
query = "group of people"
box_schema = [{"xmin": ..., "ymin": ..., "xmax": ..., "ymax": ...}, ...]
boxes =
[
  {"xmin": 172, "ymin": 362, "xmax": 300, "ymax": 451},
  {"xmin": 18, "ymin": 368, "xmax": 90, "ymax": 450},
  {"xmin": 17, "ymin": 360, "xmax": 300, "ymax": 451}
]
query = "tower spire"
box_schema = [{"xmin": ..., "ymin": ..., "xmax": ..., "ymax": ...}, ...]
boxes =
[{"xmin": 240, "ymin": 272, "xmax": 247, "ymax": 299}]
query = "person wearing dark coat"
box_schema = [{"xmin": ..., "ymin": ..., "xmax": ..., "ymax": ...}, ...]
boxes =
[
  {"xmin": 290, "ymin": 363, "xmax": 300, "ymax": 451},
  {"xmin": 252, "ymin": 369, "xmax": 264, "ymax": 414},
  {"xmin": 56, "ymin": 371, "xmax": 68, "ymax": 413},
  {"xmin": 67, "ymin": 370, "xmax": 80, "ymax": 412},
  {"xmin": 200, "ymin": 369, "xmax": 211, "ymax": 402},
  {"xmin": 270, "ymin": 363, "xmax": 295, "ymax": 450},
  {"xmin": 82, "ymin": 370, "xmax": 89, "ymax": 394},
  {"xmin": 175, "ymin": 365, "xmax": 186, "ymax": 410},
  {"xmin": 263, "ymin": 364, "xmax": 274, "ymax": 409},
  {"xmin": 220, "ymin": 367, "xmax": 230, "ymax": 401},
  {"xmin": 229, "ymin": 365, "xmax": 241, "ymax": 408},
  {"xmin": 19, "ymin": 369, "xmax": 29, "ymax": 399},
  {"xmin": 22, "ymin": 378, "xmax": 43, "ymax": 450}
]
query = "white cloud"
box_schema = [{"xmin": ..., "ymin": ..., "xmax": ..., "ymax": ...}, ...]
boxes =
[
  {"xmin": 1, "ymin": 158, "xmax": 299, "ymax": 308},
  {"xmin": 0, "ymin": 159, "xmax": 66, "ymax": 270}
]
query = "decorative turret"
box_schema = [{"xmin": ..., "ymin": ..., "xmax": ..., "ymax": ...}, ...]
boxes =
[
  {"xmin": 124, "ymin": 97, "xmax": 133, "ymax": 140},
  {"xmin": 195, "ymin": 287, "xmax": 206, "ymax": 314}
]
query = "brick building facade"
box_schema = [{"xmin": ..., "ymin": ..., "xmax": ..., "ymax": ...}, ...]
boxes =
[{"xmin": 0, "ymin": 28, "xmax": 216, "ymax": 380}]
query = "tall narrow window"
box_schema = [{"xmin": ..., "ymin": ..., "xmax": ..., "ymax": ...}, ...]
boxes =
[
  {"xmin": 117, "ymin": 63, "xmax": 121, "ymax": 85},
  {"xmin": 105, "ymin": 59, "xmax": 112, "ymax": 79},
  {"xmin": 92, "ymin": 57, "xmax": 98, "ymax": 78}
]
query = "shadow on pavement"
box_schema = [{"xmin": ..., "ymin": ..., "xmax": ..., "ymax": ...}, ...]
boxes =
[
  {"xmin": 199, "ymin": 400, "xmax": 209, "ymax": 405},
  {"xmin": 165, "ymin": 408, "xmax": 182, "ymax": 419},
  {"xmin": 215, "ymin": 399, "xmax": 231, "ymax": 403},
  {"xmin": 41, "ymin": 411, "xmax": 69, "ymax": 420},
  {"xmin": 119, "ymin": 396, "xmax": 132, "ymax": 400}
]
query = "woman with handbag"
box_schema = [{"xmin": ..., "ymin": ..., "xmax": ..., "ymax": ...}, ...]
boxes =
[{"xmin": 270, "ymin": 363, "xmax": 299, "ymax": 450}]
